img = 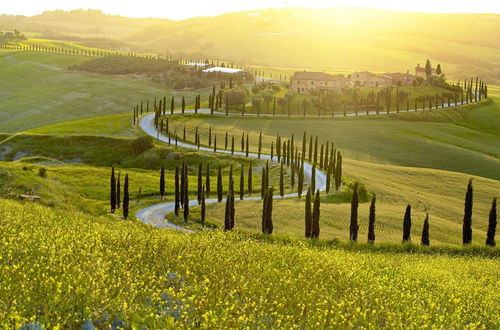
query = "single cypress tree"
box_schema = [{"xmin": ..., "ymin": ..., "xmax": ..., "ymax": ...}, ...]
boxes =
[
  {"xmin": 201, "ymin": 184, "xmax": 206, "ymax": 227},
  {"xmin": 246, "ymin": 134, "xmax": 249, "ymax": 157},
  {"xmin": 312, "ymin": 190, "xmax": 321, "ymax": 238},
  {"xmin": 116, "ymin": 172, "xmax": 121, "ymax": 208},
  {"xmin": 261, "ymin": 167, "xmax": 266, "ymax": 199},
  {"xmin": 311, "ymin": 165, "xmax": 316, "ymax": 192},
  {"xmin": 421, "ymin": 213, "xmax": 430, "ymax": 246},
  {"xmin": 325, "ymin": 162, "xmax": 331, "ymax": 194},
  {"xmin": 123, "ymin": 174, "xmax": 129, "ymax": 219},
  {"xmin": 308, "ymin": 135, "xmax": 313, "ymax": 161},
  {"xmin": 350, "ymin": 183, "xmax": 359, "ymax": 241},
  {"xmin": 463, "ymin": 179, "xmax": 473, "ymax": 244},
  {"xmin": 262, "ymin": 187, "xmax": 274, "ymax": 234},
  {"xmin": 305, "ymin": 189, "xmax": 312, "ymax": 238},
  {"xmin": 270, "ymin": 141, "xmax": 274, "ymax": 160},
  {"xmin": 181, "ymin": 96, "xmax": 185, "ymax": 114},
  {"xmin": 208, "ymin": 126, "xmax": 212, "ymax": 147},
  {"xmin": 240, "ymin": 165, "xmax": 245, "ymax": 200},
  {"xmin": 313, "ymin": 136, "xmax": 318, "ymax": 165},
  {"xmin": 486, "ymin": 198, "xmax": 497, "ymax": 247},
  {"xmin": 224, "ymin": 191, "xmax": 232, "ymax": 231},
  {"xmin": 248, "ymin": 162, "xmax": 253, "ymax": 195},
  {"xmin": 241, "ymin": 132, "xmax": 245, "ymax": 152},
  {"xmin": 298, "ymin": 162, "xmax": 304, "ymax": 198},
  {"xmin": 217, "ymin": 166, "xmax": 223, "ymax": 202},
  {"xmin": 183, "ymin": 164, "xmax": 189, "ymax": 223},
  {"xmin": 206, "ymin": 163, "xmax": 211, "ymax": 197},
  {"xmin": 231, "ymin": 136, "xmax": 235, "ymax": 155},
  {"xmin": 367, "ymin": 194, "xmax": 376, "ymax": 243},
  {"xmin": 258, "ymin": 131, "xmax": 262, "ymax": 159},
  {"xmin": 174, "ymin": 166, "xmax": 180, "ymax": 216},
  {"xmin": 290, "ymin": 162, "xmax": 295, "ymax": 189},
  {"xmin": 225, "ymin": 131, "xmax": 228, "ymax": 150},
  {"xmin": 279, "ymin": 163, "xmax": 285, "ymax": 197},
  {"xmin": 171, "ymin": 97, "xmax": 174, "ymax": 114},
  {"xmin": 319, "ymin": 144, "xmax": 324, "ymax": 169},
  {"xmin": 402, "ymin": 204, "xmax": 412, "ymax": 243},
  {"xmin": 180, "ymin": 163, "xmax": 185, "ymax": 208},
  {"xmin": 197, "ymin": 163, "xmax": 203, "ymax": 203},
  {"xmin": 214, "ymin": 134, "xmax": 217, "ymax": 152},
  {"xmin": 110, "ymin": 166, "xmax": 116, "ymax": 213},
  {"xmin": 160, "ymin": 165, "xmax": 165, "ymax": 200}
]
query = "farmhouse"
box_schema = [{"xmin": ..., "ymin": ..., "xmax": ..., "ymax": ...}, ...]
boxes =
[
  {"xmin": 348, "ymin": 71, "xmax": 414, "ymax": 87},
  {"xmin": 290, "ymin": 71, "xmax": 346, "ymax": 94},
  {"xmin": 415, "ymin": 64, "xmax": 436, "ymax": 79}
]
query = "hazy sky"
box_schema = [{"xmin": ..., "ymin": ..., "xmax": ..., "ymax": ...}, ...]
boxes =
[{"xmin": 3, "ymin": 0, "xmax": 499, "ymax": 19}]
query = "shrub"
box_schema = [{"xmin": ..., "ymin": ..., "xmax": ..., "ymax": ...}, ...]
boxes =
[
  {"xmin": 38, "ymin": 167, "xmax": 47, "ymax": 178},
  {"xmin": 132, "ymin": 135, "xmax": 153, "ymax": 155}
]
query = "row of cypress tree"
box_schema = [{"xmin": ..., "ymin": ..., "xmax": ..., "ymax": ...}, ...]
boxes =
[{"xmin": 109, "ymin": 167, "xmax": 129, "ymax": 220}]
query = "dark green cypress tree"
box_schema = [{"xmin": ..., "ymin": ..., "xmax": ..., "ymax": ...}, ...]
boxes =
[
  {"xmin": 171, "ymin": 97, "xmax": 174, "ymax": 114},
  {"xmin": 241, "ymin": 132, "xmax": 245, "ymax": 152},
  {"xmin": 319, "ymin": 144, "xmax": 324, "ymax": 169},
  {"xmin": 160, "ymin": 165, "xmax": 165, "ymax": 200},
  {"xmin": 205, "ymin": 163, "xmax": 211, "ymax": 197},
  {"xmin": 201, "ymin": 184, "xmax": 206, "ymax": 227},
  {"xmin": 302, "ymin": 131, "xmax": 307, "ymax": 162},
  {"xmin": 486, "ymin": 198, "xmax": 497, "ymax": 247},
  {"xmin": 197, "ymin": 163, "xmax": 203, "ymax": 203},
  {"xmin": 261, "ymin": 167, "xmax": 266, "ymax": 199},
  {"xmin": 224, "ymin": 190, "xmax": 232, "ymax": 231},
  {"xmin": 298, "ymin": 162, "xmax": 304, "ymax": 198},
  {"xmin": 311, "ymin": 165, "xmax": 316, "ymax": 192},
  {"xmin": 214, "ymin": 134, "xmax": 217, "ymax": 152},
  {"xmin": 313, "ymin": 136, "xmax": 318, "ymax": 165},
  {"xmin": 229, "ymin": 182, "xmax": 235, "ymax": 230},
  {"xmin": 246, "ymin": 134, "xmax": 249, "ymax": 157},
  {"xmin": 123, "ymin": 174, "xmax": 129, "ymax": 219},
  {"xmin": 208, "ymin": 126, "xmax": 212, "ymax": 147},
  {"xmin": 183, "ymin": 164, "xmax": 189, "ymax": 223},
  {"xmin": 308, "ymin": 135, "xmax": 313, "ymax": 161},
  {"xmin": 217, "ymin": 166, "xmax": 223, "ymax": 202},
  {"xmin": 325, "ymin": 162, "xmax": 332, "ymax": 193},
  {"xmin": 290, "ymin": 162, "xmax": 295, "ymax": 189},
  {"xmin": 421, "ymin": 213, "xmax": 430, "ymax": 246},
  {"xmin": 305, "ymin": 189, "xmax": 312, "ymax": 238},
  {"xmin": 367, "ymin": 194, "xmax": 376, "ymax": 243},
  {"xmin": 181, "ymin": 96, "xmax": 185, "ymax": 114},
  {"xmin": 110, "ymin": 166, "xmax": 116, "ymax": 213},
  {"xmin": 350, "ymin": 183, "xmax": 359, "ymax": 241},
  {"xmin": 231, "ymin": 136, "xmax": 235, "ymax": 154},
  {"xmin": 279, "ymin": 162, "xmax": 284, "ymax": 197},
  {"xmin": 402, "ymin": 204, "xmax": 412, "ymax": 243},
  {"xmin": 463, "ymin": 179, "xmax": 473, "ymax": 244},
  {"xmin": 225, "ymin": 131, "xmax": 228, "ymax": 150},
  {"xmin": 258, "ymin": 131, "xmax": 262, "ymax": 159},
  {"xmin": 240, "ymin": 165, "xmax": 245, "ymax": 200},
  {"xmin": 180, "ymin": 162, "xmax": 185, "ymax": 209},
  {"xmin": 312, "ymin": 190, "xmax": 321, "ymax": 238},
  {"xmin": 174, "ymin": 165, "xmax": 180, "ymax": 216},
  {"xmin": 262, "ymin": 187, "xmax": 274, "ymax": 234},
  {"xmin": 270, "ymin": 141, "xmax": 274, "ymax": 160},
  {"xmin": 116, "ymin": 172, "xmax": 121, "ymax": 208},
  {"xmin": 248, "ymin": 162, "xmax": 253, "ymax": 195}
]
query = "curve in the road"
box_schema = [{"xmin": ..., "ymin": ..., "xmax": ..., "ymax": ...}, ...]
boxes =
[{"xmin": 136, "ymin": 110, "xmax": 327, "ymax": 230}]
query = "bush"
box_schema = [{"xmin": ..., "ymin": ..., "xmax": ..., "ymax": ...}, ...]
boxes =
[
  {"xmin": 38, "ymin": 167, "xmax": 47, "ymax": 178},
  {"xmin": 132, "ymin": 135, "xmax": 153, "ymax": 155}
]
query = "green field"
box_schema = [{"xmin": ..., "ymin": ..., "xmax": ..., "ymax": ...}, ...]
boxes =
[{"xmin": 0, "ymin": 50, "xmax": 210, "ymax": 132}]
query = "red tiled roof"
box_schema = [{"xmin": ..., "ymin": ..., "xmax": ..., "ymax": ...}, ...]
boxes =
[{"xmin": 292, "ymin": 71, "xmax": 345, "ymax": 81}]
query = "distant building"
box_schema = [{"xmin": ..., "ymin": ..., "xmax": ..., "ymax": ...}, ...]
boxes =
[
  {"xmin": 347, "ymin": 71, "xmax": 414, "ymax": 87},
  {"xmin": 202, "ymin": 67, "xmax": 253, "ymax": 80},
  {"xmin": 290, "ymin": 71, "xmax": 346, "ymax": 94},
  {"xmin": 185, "ymin": 62, "xmax": 209, "ymax": 69},
  {"xmin": 415, "ymin": 64, "xmax": 436, "ymax": 79}
]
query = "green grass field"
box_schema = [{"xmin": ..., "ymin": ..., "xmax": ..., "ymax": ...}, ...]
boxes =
[{"xmin": 0, "ymin": 50, "xmax": 210, "ymax": 132}]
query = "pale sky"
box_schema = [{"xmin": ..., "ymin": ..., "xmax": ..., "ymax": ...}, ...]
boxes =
[{"xmin": 2, "ymin": 0, "xmax": 499, "ymax": 19}]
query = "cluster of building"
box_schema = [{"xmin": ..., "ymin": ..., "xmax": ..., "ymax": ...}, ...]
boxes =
[{"xmin": 290, "ymin": 64, "xmax": 437, "ymax": 94}]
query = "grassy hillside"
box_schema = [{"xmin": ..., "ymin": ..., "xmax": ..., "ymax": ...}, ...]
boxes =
[
  {"xmin": 0, "ymin": 50, "xmax": 210, "ymax": 132},
  {"xmin": 0, "ymin": 198, "xmax": 498, "ymax": 327},
  {"xmin": 128, "ymin": 8, "xmax": 500, "ymax": 82}
]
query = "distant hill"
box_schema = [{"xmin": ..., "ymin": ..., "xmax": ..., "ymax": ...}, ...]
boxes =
[
  {"xmin": 128, "ymin": 7, "xmax": 500, "ymax": 82},
  {"xmin": 0, "ymin": 9, "xmax": 171, "ymax": 39}
]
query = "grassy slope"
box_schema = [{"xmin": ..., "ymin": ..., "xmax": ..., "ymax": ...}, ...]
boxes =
[
  {"xmin": 0, "ymin": 50, "xmax": 210, "ymax": 132},
  {"xmin": 0, "ymin": 198, "xmax": 498, "ymax": 328}
]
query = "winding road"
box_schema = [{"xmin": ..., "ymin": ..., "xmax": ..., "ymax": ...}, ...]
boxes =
[
  {"xmin": 135, "ymin": 93, "xmax": 475, "ymax": 230},
  {"xmin": 136, "ymin": 110, "xmax": 327, "ymax": 230}
]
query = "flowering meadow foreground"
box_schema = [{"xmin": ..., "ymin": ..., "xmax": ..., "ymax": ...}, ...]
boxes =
[{"xmin": 0, "ymin": 199, "xmax": 498, "ymax": 328}]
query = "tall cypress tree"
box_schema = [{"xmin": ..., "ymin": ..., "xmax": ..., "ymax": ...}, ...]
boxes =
[
  {"xmin": 279, "ymin": 162, "xmax": 285, "ymax": 197},
  {"xmin": 171, "ymin": 96, "xmax": 174, "ymax": 114},
  {"xmin": 174, "ymin": 165, "xmax": 180, "ymax": 216},
  {"xmin": 258, "ymin": 131, "xmax": 262, "ymax": 159},
  {"xmin": 241, "ymin": 132, "xmax": 245, "ymax": 152},
  {"xmin": 486, "ymin": 198, "xmax": 497, "ymax": 247},
  {"xmin": 463, "ymin": 179, "xmax": 473, "ymax": 244},
  {"xmin": 160, "ymin": 165, "xmax": 165, "ymax": 200},
  {"xmin": 367, "ymin": 194, "xmax": 376, "ymax": 243},
  {"xmin": 402, "ymin": 204, "xmax": 412, "ymax": 243},
  {"xmin": 311, "ymin": 165, "xmax": 316, "ymax": 192},
  {"xmin": 206, "ymin": 163, "xmax": 211, "ymax": 197},
  {"xmin": 123, "ymin": 174, "xmax": 129, "ymax": 220},
  {"xmin": 350, "ymin": 183, "xmax": 359, "ymax": 241},
  {"xmin": 180, "ymin": 162, "xmax": 185, "ymax": 209},
  {"xmin": 262, "ymin": 187, "xmax": 274, "ymax": 234},
  {"xmin": 201, "ymin": 184, "xmax": 206, "ymax": 227},
  {"xmin": 224, "ymin": 190, "xmax": 232, "ymax": 231},
  {"xmin": 240, "ymin": 165, "xmax": 245, "ymax": 200},
  {"xmin": 217, "ymin": 167, "xmax": 223, "ymax": 202},
  {"xmin": 312, "ymin": 190, "xmax": 321, "ymax": 238},
  {"xmin": 183, "ymin": 163, "xmax": 189, "ymax": 223},
  {"xmin": 298, "ymin": 162, "xmax": 304, "ymax": 198},
  {"xmin": 110, "ymin": 166, "xmax": 116, "ymax": 213},
  {"xmin": 246, "ymin": 134, "xmax": 249, "ymax": 157},
  {"xmin": 248, "ymin": 162, "xmax": 253, "ymax": 195},
  {"xmin": 421, "ymin": 213, "xmax": 430, "ymax": 246},
  {"xmin": 197, "ymin": 163, "xmax": 203, "ymax": 203},
  {"xmin": 261, "ymin": 167, "xmax": 266, "ymax": 199},
  {"xmin": 116, "ymin": 172, "xmax": 121, "ymax": 208},
  {"xmin": 305, "ymin": 189, "xmax": 312, "ymax": 238},
  {"xmin": 181, "ymin": 96, "xmax": 185, "ymax": 114},
  {"xmin": 231, "ymin": 136, "xmax": 235, "ymax": 155}
]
